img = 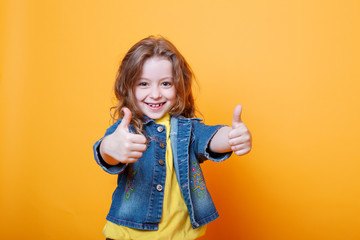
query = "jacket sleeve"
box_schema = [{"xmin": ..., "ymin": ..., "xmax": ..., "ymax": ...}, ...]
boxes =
[
  {"xmin": 191, "ymin": 120, "xmax": 232, "ymax": 163},
  {"xmin": 92, "ymin": 120, "xmax": 127, "ymax": 175}
]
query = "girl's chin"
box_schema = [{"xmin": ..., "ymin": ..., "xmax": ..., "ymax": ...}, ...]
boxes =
[{"xmin": 146, "ymin": 113, "xmax": 166, "ymax": 120}]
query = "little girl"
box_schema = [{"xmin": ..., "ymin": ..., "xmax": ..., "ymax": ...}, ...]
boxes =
[{"xmin": 93, "ymin": 36, "xmax": 252, "ymax": 240}]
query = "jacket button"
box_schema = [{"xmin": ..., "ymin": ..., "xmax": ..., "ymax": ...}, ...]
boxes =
[
  {"xmin": 158, "ymin": 159, "xmax": 164, "ymax": 166},
  {"xmin": 157, "ymin": 126, "xmax": 164, "ymax": 132},
  {"xmin": 156, "ymin": 184, "xmax": 163, "ymax": 191},
  {"xmin": 160, "ymin": 142, "xmax": 165, "ymax": 148}
]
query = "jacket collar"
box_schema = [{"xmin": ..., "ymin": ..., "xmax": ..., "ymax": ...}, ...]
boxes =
[{"xmin": 142, "ymin": 116, "xmax": 154, "ymax": 125}]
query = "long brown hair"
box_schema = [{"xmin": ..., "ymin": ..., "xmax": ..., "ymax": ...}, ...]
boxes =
[{"xmin": 111, "ymin": 36, "xmax": 197, "ymax": 132}]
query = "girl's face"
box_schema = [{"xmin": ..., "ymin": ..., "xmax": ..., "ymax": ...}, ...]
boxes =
[{"xmin": 134, "ymin": 57, "xmax": 176, "ymax": 120}]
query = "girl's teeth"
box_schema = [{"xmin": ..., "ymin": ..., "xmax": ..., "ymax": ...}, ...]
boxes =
[{"xmin": 149, "ymin": 103, "xmax": 162, "ymax": 107}]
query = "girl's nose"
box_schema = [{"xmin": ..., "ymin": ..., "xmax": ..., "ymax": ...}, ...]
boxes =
[{"xmin": 150, "ymin": 86, "xmax": 161, "ymax": 99}]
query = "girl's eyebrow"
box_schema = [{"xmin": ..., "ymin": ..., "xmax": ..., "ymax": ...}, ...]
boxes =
[{"xmin": 138, "ymin": 76, "xmax": 174, "ymax": 81}]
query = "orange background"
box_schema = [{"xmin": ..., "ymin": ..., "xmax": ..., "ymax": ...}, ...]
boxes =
[{"xmin": 1, "ymin": 0, "xmax": 360, "ymax": 239}]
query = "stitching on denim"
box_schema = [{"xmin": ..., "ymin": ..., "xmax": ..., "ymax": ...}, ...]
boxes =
[
  {"xmin": 197, "ymin": 211, "xmax": 218, "ymax": 224},
  {"xmin": 145, "ymin": 161, "xmax": 157, "ymax": 223},
  {"xmin": 190, "ymin": 162, "xmax": 205, "ymax": 199},
  {"xmin": 124, "ymin": 165, "xmax": 137, "ymax": 201},
  {"xmin": 107, "ymin": 215, "xmax": 158, "ymax": 227}
]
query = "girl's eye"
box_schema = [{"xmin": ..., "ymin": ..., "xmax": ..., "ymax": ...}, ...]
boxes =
[
  {"xmin": 139, "ymin": 82, "xmax": 148, "ymax": 87},
  {"xmin": 162, "ymin": 82, "xmax": 172, "ymax": 87}
]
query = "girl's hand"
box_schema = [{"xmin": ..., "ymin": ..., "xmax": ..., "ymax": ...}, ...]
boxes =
[
  {"xmin": 228, "ymin": 105, "xmax": 252, "ymax": 156},
  {"xmin": 100, "ymin": 108, "xmax": 147, "ymax": 165}
]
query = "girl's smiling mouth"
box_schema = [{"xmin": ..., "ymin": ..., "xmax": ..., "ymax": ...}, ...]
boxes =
[{"xmin": 146, "ymin": 102, "xmax": 165, "ymax": 110}]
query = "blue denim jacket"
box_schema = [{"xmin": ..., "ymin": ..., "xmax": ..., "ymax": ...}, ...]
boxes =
[{"xmin": 93, "ymin": 115, "xmax": 232, "ymax": 230}]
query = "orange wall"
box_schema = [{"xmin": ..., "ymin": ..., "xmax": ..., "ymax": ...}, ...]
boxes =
[{"xmin": 1, "ymin": 0, "xmax": 360, "ymax": 239}]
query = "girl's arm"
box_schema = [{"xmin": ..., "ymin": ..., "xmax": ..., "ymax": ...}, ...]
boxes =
[{"xmin": 209, "ymin": 105, "xmax": 252, "ymax": 156}]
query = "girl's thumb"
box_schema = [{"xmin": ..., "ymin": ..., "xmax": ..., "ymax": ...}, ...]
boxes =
[
  {"xmin": 118, "ymin": 107, "xmax": 132, "ymax": 132},
  {"xmin": 232, "ymin": 105, "xmax": 243, "ymax": 128}
]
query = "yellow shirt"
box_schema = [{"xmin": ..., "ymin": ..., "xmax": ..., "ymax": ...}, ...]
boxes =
[{"xmin": 103, "ymin": 114, "xmax": 206, "ymax": 240}]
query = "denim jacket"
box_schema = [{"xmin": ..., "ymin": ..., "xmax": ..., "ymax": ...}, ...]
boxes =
[{"xmin": 93, "ymin": 115, "xmax": 232, "ymax": 230}]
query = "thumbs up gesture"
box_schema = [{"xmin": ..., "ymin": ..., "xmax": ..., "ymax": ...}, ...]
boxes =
[
  {"xmin": 228, "ymin": 105, "xmax": 252, "ymax": 156},
  {"xmin": 100, "ymin": 107, "xmax": 147, "ymax": 164}
]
